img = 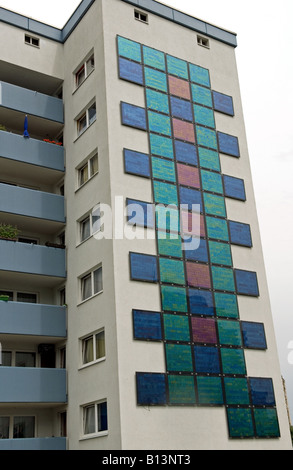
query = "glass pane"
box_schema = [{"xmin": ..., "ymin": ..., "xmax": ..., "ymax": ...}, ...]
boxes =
[
  {"xmin": 93, "ymin": 268, "xmax": 103, "ymax": 294},
  {"xmin": 15, "ymin": 352, "xmax": 36, "ymax": 368},
  {"xmin": 86, "ymin": 55, "xmax": 95, "ymax": 74},
  {"xmin": 84, "ymin": 406, "xmax": 95, "ymax": 435},
  {"xmin": 1, "ymin": 351, "xmax": 12, "ymax": 367},
  {"xmin": 76, "ymin": 65, "xmax": 85, "ymax": 86},
  {"xmin": 13, "ymin": 416, "xmax": 35, "ymax": 439},
  {"xmin": 77, "ymin": 113, "xmax": 87, "ymax": 135},
  {"xmin": 92, "ymin": 206, "xmax": 101, "ymax": 234},
  {"xmin": 83, "ymin": 337, "xmax": 94, "ymax": 364},
  {"xmin": 98, "ymin": 402, "xmax": 108, "ymax": 432},
  {"xmin": 17, "ymin": 293, "xmax": 37, "ymax": 303},
  {"xmin": 95, "ymin": 331, "xmax": 105, "ymax": 359},
  {"xmin": 88, "ymin": 103, "xmax": 96, "ymax": 125},
  {"xmin": 90, "ymin": 154, "xmax": 98, "ymax": 176},
  {"xmin": 81, "ymin": 217, "xmax": 91, "ymax": 242},
  {"xmin": 79, "ymin": 164, "xmax": 89, "ymax": 186},
  {"xmin": 82, "ymin": 274, "xmax": 92, "ymax": 301},
  {"xmin": 0, "ymin": 417, "xmax": 9, "ymax": 439}
]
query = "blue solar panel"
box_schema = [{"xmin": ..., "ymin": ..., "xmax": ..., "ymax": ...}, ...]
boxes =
[
  {"xmin": 229, "ymin": 221, "xmax": 252, "ymax": 247},
  {"xmin": 235, "ymin": 269, "xmax": 259, "ymax": 297},
  {"xmin": 213, "ymin": 91, "xmax": 234, "ymax": 116},
  {"xmin": 119, "ymin": 57, "xmax": 144, "ymax": 85},
  {"xmin": 223, "ymin": 175, "xmax": 246, "ymax": 201},
  {"xmin": 133, "ymin": 310, "xmax": 162, "ymax": 341},
  {"xmin": 249, "ymin": 378, "xmax": 276, "ymax": 406},
  {"xmin": 130, "ymin": 253, "xmax": 158, "ymax": 282},
  {"xmin": 218, "ymin": 132, "xmax": 240, "ymax": 157},
  {"xmin": 241, "ymin": 322, "xmax": 267, "ymax": 349},
  {"xmin": 124, "ymin": 149, "xmax": 151, "ymax": 178},
  {"xmin": 136, "ymin": 373, "xmax": 167, "ymax": 405},
  {"xmin": 121, "ymin": 102, "xmax": 147, "ymax": 130}
]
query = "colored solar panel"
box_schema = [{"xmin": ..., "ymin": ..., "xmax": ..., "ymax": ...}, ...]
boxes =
[
  {"xmin": 124, "ymin": 149, "xmax": 151, "ymax": 178},
  {"xmin": 157, "ymin": 234, "xmax": 183, "ymax": 258},
  {"xmin": 177, "ymin": 163, "xmax": 200, "ymax": 189},
  {"xmin": 186, "ymin": 262, "xmax": 211, "ymax": 289},
  {"xmin": 253, "ymin": 409, "xmax": 280, "ymax": 438},
  {"xmin": 201, "ymin": 170, "xmax": 223, "ymax": 194},
  {"xmin": 121, "ymin": 102, "xmax": 147, "ymax": 130},
  {"xmin": 241, "ymin": 322, "xmax": 267, "ymax": 349},
  {"xmin": 227, "ymin": 408, "xmax": 254, "ymax": 438},
  {"xmin": 145, "ymin": 67, "xmax": 168, "ymax": 92},
  {"xmin": 229, "ymin": 221, "xmax": 252, "ymax": 247},
  {"xmin": 189, "ymin": 63, "xmax": 210, "ymax": 87},
  {"xmin": 118, "ymin": 36, "xmax": 141, "ymax": 62},
  {"xmin": 168, "ymin": 375, "xmax": 196, "ymax": 405},
  {"xmin": 167, "ymin": 55, "xmax": 188, "ymax": 79},
  {"xmin": 156, "ymin": 205, "xmax": 180, "ymax": 233},
  {"xmin": 165, "ymin": 344, "xmax": 193, "ymax": 372},
  {"xmin": 133, "ymin": 310, "xmax": 162, "ymax": 341},
  {"xmin": 234, "ymin": 269, "xmax": 259, "ymax": 297},
  {"xmin": 173, "ymin": 118, "xmax": 196, "ymax": 143},
  {"xmin": 168, "ymin": 76, "xmax": 191, "ymax": 100},
  {"xmin": 249, "ymin": 378, "xmax": 275, "ymax": 406},
  {"xmin": 127, "ymin": 198, "xmax": 154, "ymax": 228},
  {"xmin": 218, "ymin": 320, "xmax": 242, "ymax": 347},
  {"xmin": 211, "ymin": 266, "xmax": 235, "ymax": 292},
  {"xmin": 218, "ymin": 132, "xmax": 240, "ymax": 157},
  {"xmin": 119, "ymin": 57, "xmax": 144, "ymax": 85},
  {"xmin": 198, "ymin": 147, "xmax": 221, "ymax": 172},
  {"xmin": 153, "ymin": 181, "xmax": 178, "ymax": 206},
  {"xmin": 191, "ymin": 318, "xmax": 217, "ymax": 344},
  {"xmin": 185, "ymin": 238, "xmax": 209, "ymax": 263},
  {"xmin": 179, "ymin": 186, "xmax": 202, "ymax": 212},
  {"xmin": 174, "ymin": 140, "xmax": 198, "ymax": 165},
  {"xmin": 193, "ymin": 104, "xmax": 215, "ymax": 128},
  {"xmin": 148, "ymin": 111, "xmax": 171, "ymax": 136},
  {"xmin": 221, "ymin": 348, "xmax": 246, "ymax": 375},
  {"xmin": 214, "ymin": 292, "xmax": 239, "ymax": 319},
  {"xmin": 161, "ymin": 285, "xmax": 188, "ymax": 312},
  {"xmin": 146, "ymin": 89, "xmax": 169, "ymax": 114},
  {"xmin": 194, "ymin": 346, "xmax": 221, "ymax": 374},
  {"xmin": 181, "ymin": 211, "xmax": 204, "ymax": 238},
  {"xmin": 197, "ymin": 376, "xmax": 224, "ymax": 405},
  {"xmin": 188, "ymin": 289, "xmax": 215, "ymax": 316},
  {"xmin": 223, "ymin": 175, "xmax": 246, "ymax": 201},
  {"xmin": 136, "ymin": 373, "xmax": 167, "ymax": 405},
  {"xmin": 191, "ymin": 84, "xmax": 213, "ymax": 107},
  {"xmin": 224, "ymin": 377, "xmax": 250, "ymax": 405},
  {"xmin": 159, "ymin": 258, "xmax": 185, "ymax": 285},
  {"xmin": 203, "ymin": 193, "xmax": 226, "ymax": 217},
  {"xmin": 208, "ymin": 240, "xmax": 232, "ymax": 267},
  {"xmin": 143, "ymin": 45, "xmax": 166, "ymax": 71},
  {"xmin": 150, "ymin": 134, "xmax": 174, "ymax": 159},
  {"xmin": 170, "ymin": 96, "xmax": 193, "ymax": 121},
  {"xmin": 206, "ymin": 216, "xmax": 229, "ymax": 241},
  {"xmin": 151, "ymin": 157, "xmax": 176, "ymax": 182},
  {"xmin": 196, "ymin": 126, "xmax": 218, "ymax": 150},
  {"xmin": 163, "ymin": 314, "xmax": 190, "ymax": 342},
  {"xmin": 130, "ymin": 253, "xmax": 158, "ymax": 282},
  {"xmin": 212, "ymin": 91, "xmax": 234, "ymax": 116}
]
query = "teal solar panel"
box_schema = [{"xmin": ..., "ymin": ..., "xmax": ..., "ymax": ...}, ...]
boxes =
[
  {"xmin": 158, "ymin": 235, "xmax": 183, "ymax": 258},
  {"xmin": 203, "ymin": 193, "xmax": 226, "ymax": 217},
  {"xmin": 156, "ymin": 205, "xmax": 180, "ymax": 233},
  {"xmin": 159, "ymin": 258, "xmax": 185, "ymax": 285},
  {"xmin": 227, "ymin": 408, "xmax": 254, "ymax": 438},
  {"xmin": 198, "ymin": 147, "xmax": 221, "ymax": 172},
  {"xmin": 218, "ymin": 320, "xmax": 242, "ymax": 347},
  {"xmin": 214, "ymin": 292, "xmax": 239, "ymax": 319},
  {"xmin": 193, "ymin": 104, "xmax": 215, "ymax": 128},
  {"xmin": 117, "ymin": 36, "xmax": 141, "ymax": 62},
  {"xmin": 163, "ymin": 314, "xmax": 190, "ymax": 342},
  {"xmin": 146, "ymin": 89, "xmax": 169, "ymax": 114},
  {"xmin": 189, "ymin": 63, "xmax": 210, "ymax": 87},
  {"xmin": 143, "ymin": 45, "xmax": 166, "ymax": 71},
  {"xmin": 196, "ymin": 126, "xmax": 218, "ymax": 150},
  {"xmin": 221, "ymin": 348, "xmax": 246, "ymax": 375},
  {"xmin": 197, "ymin": 376, "xmax": 224, "ymax": 405},
  {"xmin": 224, "ymin": 378, "xmax": 250, "ymax": 405},
  {"xmin": 201, "ymin": 170, "xmax": 223, "ymax": 194},
  {"xmin": 211, "ymin": 266, "xmax": 235, "ymax": 292},
  {"xmin": 165, "ymin": 344, "xmax": 193, "ymax": 372},
  {"xmin": 208, "ymin": 241, "xmax": 232, "ymax": 267},
  {"xmin": 153, "ymin": 181, "xmax": 178, "ymax": 206},
  {"xmin": 206, "ymin": 216, "xmax": 229, "ymax": 241},
  {"xmin": 167, "ymin": 55, "xmax": 188, "ymax": 79},
  {"xmin": 253, "ymin": 409, "xmax": 280, "ymax": 438},
  {"xmin": 150, "ymin": 134, "xmax": 174, "ymax": 159},
  {"xmin": 151, "ymin": 157, "xmax": 176, "ymax": 182},
  {"xmin": 148, "ymin": 111, "xmax": 172, "ymax": 136},
  {"xmin": 145, "ymin": 67, "xmax": 168, "ymax": 92},
  {"xmin": 191, "ymin": 84, "xmax": 213, "ymax": 107},
  {"xmin": 161, "ymin": 285, "xmax": 188, "ymax": 312},
  {"xmin": 168, "ymin": 375, "xmax": 196, "ymax": 405}
]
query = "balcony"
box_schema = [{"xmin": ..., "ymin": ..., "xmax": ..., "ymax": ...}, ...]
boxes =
[
  {"xmin": 0, "ymin": 81, "xmax": 63, "ymax": 123},
  {"xmin": 0, "ymin": 302, "xmax": 66, "ymax": 338},
  {"xmin": 0, "ymin": 367, "xmax": 67, "ymax": 403},
  {"xmin": 0, "ymin": 240, "xmax": 66, "ymax": 278},
  {"xmin": 0, "ymin": 183, "xmax": 65, "ymax": 223},
  {"xmin": 0, "ymin": 437, "xmax": 66, "ymax": 451},
  {"xmin": 0, "ymin": 130, "xmax": 64, "ymax": 172}
]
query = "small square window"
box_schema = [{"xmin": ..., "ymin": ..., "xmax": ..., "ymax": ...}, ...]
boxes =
[
  {"xmin": 197, "ymin": 35, "xmax": 210, "ymax": 48},
  {"xmin": 134, "ymin": 10, "xmax": 148, "ymax": 23},
  {"xmin": 25, "ymin": 35, "xmax": 40, "ymax": 48}
]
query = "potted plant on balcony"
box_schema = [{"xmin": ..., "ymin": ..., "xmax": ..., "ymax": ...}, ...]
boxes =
[
  {"xmin": 0, "ymin": 294, "xmax": 10, "ymax": 302},
  {"xmin": 0, "ymin": 223, "xmax": 20, "ymax": 241},
  {"xmin": 0, "ymin": 124, "xmax": 7, "ymax": 132}
]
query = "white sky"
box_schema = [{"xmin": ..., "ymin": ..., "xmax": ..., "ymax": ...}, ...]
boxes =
[{"xmin": 1, "ymin": 0, "xmax": 293, "ymax": 419}]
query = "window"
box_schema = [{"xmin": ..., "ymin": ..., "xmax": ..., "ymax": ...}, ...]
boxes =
[
  {"xmin": 78, "ymin": 153, "xmax": 98, "ymax": 187},
  {"xmin": 15, "ymin": 352, "xmax": 36, "ymax": 368},
  {"xmin": 75, "ymin": 54, "xmax": 95, "ymax": 88},
  {"xmin": 76, "ymin": 102, "xmax": 96, "ymax": 137},
  {"xmin": 13, "ymin": 417, "xmax": 35, "ymax": 439},
  {"xmin": 25, "ymin": 34, "xmax": 40, "ymax": 48},
  {"xmin": 197, "ymin": 35, "xmax": 209, "ymax": 48},
  {"xmin": 79, "ymin": 205, "xmax": 101, "ymax": 243},
  {"xmin": 81, "ymin": 266, "xmax": 103, "ymax": 302},
  {"xmin": 0, "ymin": 417, "xmax": 9, "ymax": 439},
  {"xmin": 83, "ymin": 402, "xmax": 108, "ymax": 436},
  {"xmin": 82, "ymin": 330, "xmax": 105, "ymax": 365},
  {"xmin": 134, "ymin": 10, "xmax": 148, "ymax": 23},
  {"xmin": 0, "ymin": 290, "xmax": 37, "ymax": 303},
  {"xmin": 1, "ymin": 352, "xmax": 12, "ymax": 367}
]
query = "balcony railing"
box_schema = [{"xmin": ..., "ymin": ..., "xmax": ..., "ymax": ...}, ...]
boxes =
[
  {"xmin": 0, "ymin": 240, "xmax": 66, "ymax": 278},
  {"xmin": 0, "ymin": 131, "xmax": 64, "ymax": 172},
  {"xmin": 0, "ymin": 301, "xmax": 66, "ymax": 338},
  {"xmin": 0, "ymin": 437, "xmax": 67, "ymax": 451},
  {"xmin": 0, "ymin": 81, "xmax": 64, "ymax": 123}
]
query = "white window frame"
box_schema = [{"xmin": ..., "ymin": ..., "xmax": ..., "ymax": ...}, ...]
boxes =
[
  {"xmin": 197, "ymin": 35, "xmax": 210, "ymax": 48},
  {"xmin": 81, "ymin": 401, "xmax": 108, "ymax": 439},
  {"xmin": 24, "ymin": 34, "xmax": 40, "ymax": 48},
  {"xmin": 79, "ymin": 266, "xmax": 103, "ymax": 303},
  {"xmin": 80, "ymin": 329, "xmax": 106, "ymax": 369},
  {"xmin": 78, "ymin": 204, "xmax": 101, "ymax": 245},
  {"xmin": 76, "ymin": 101, "xmax": 96, "ymax": 138},
  {"xmin": 77, "ymin": 151, "xmax": 99, "ymax": 189},
  {"xmin": 74, "ymin": 52, "xmax": 95, "ymax": 90},
  {"xmin": 134, "ymin": 9, "xmax": 148, "ymax": 23}
]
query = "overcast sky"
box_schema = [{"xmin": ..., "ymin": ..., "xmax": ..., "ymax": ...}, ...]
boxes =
[{"xmin": 1, "ymin": 0, "xmax": 292, "ymax": 419}]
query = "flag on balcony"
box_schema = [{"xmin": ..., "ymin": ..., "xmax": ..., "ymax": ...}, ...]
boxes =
[{"xmin": 23, "ymin": 115, "xmax": 30, "ymax": 138}]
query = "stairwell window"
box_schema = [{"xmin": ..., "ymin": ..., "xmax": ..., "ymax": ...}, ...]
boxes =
[
  {"xmin": 76, "ymin": 102, "xmax": 96, "ymax": 137},
  {"xmin": 80, "ymin": 266, "xmax": 103, "ymax": 302}
]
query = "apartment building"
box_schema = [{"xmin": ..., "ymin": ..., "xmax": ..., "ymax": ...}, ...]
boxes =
[{"xmin": 0, "ymin": 0, "xmax": 291, "ymax": 450}]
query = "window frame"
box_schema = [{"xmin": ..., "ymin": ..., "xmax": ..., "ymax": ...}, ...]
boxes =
[
  {"xmin": 74, "ymin": 52, "xmax": 95, "ymax": 89},
  {"xmin": 76, "ymin": 101, "xmax": 97, "ymax": 138},
  {"xmin": 0, "ymin": 290, "xmax": 38, "ymax": 304},
  {"xmin": 0, "ymin": 415, "xmax": 36, "ymax": 440},
  {"xmin": 79, "ymin": 266, "xmax": 103, "ymax": 303},
  {"xmin": 78, "ymin": 204, "xmax": 101, "ymax": 245},
  {"xmin": 80, "ymin": 329, "xmax": 106, "ymax": 368},
  {"xmin": 81, "ymin": 401, "xmax": 108, "ymax": 439},
  {"xmin": 24, "ymin": 34, "xmax": 40, "ymax": 48},
  {"xmin": 197, "ymin": 35, "xmax": 210, "ymax": 49},
  {"xmin": 134, "ymin": 9, "xmax": 148, "ymax": 23},
  {"xmin": 77, "ymin": 152, "xmax": 99, "ymax": 189}
]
